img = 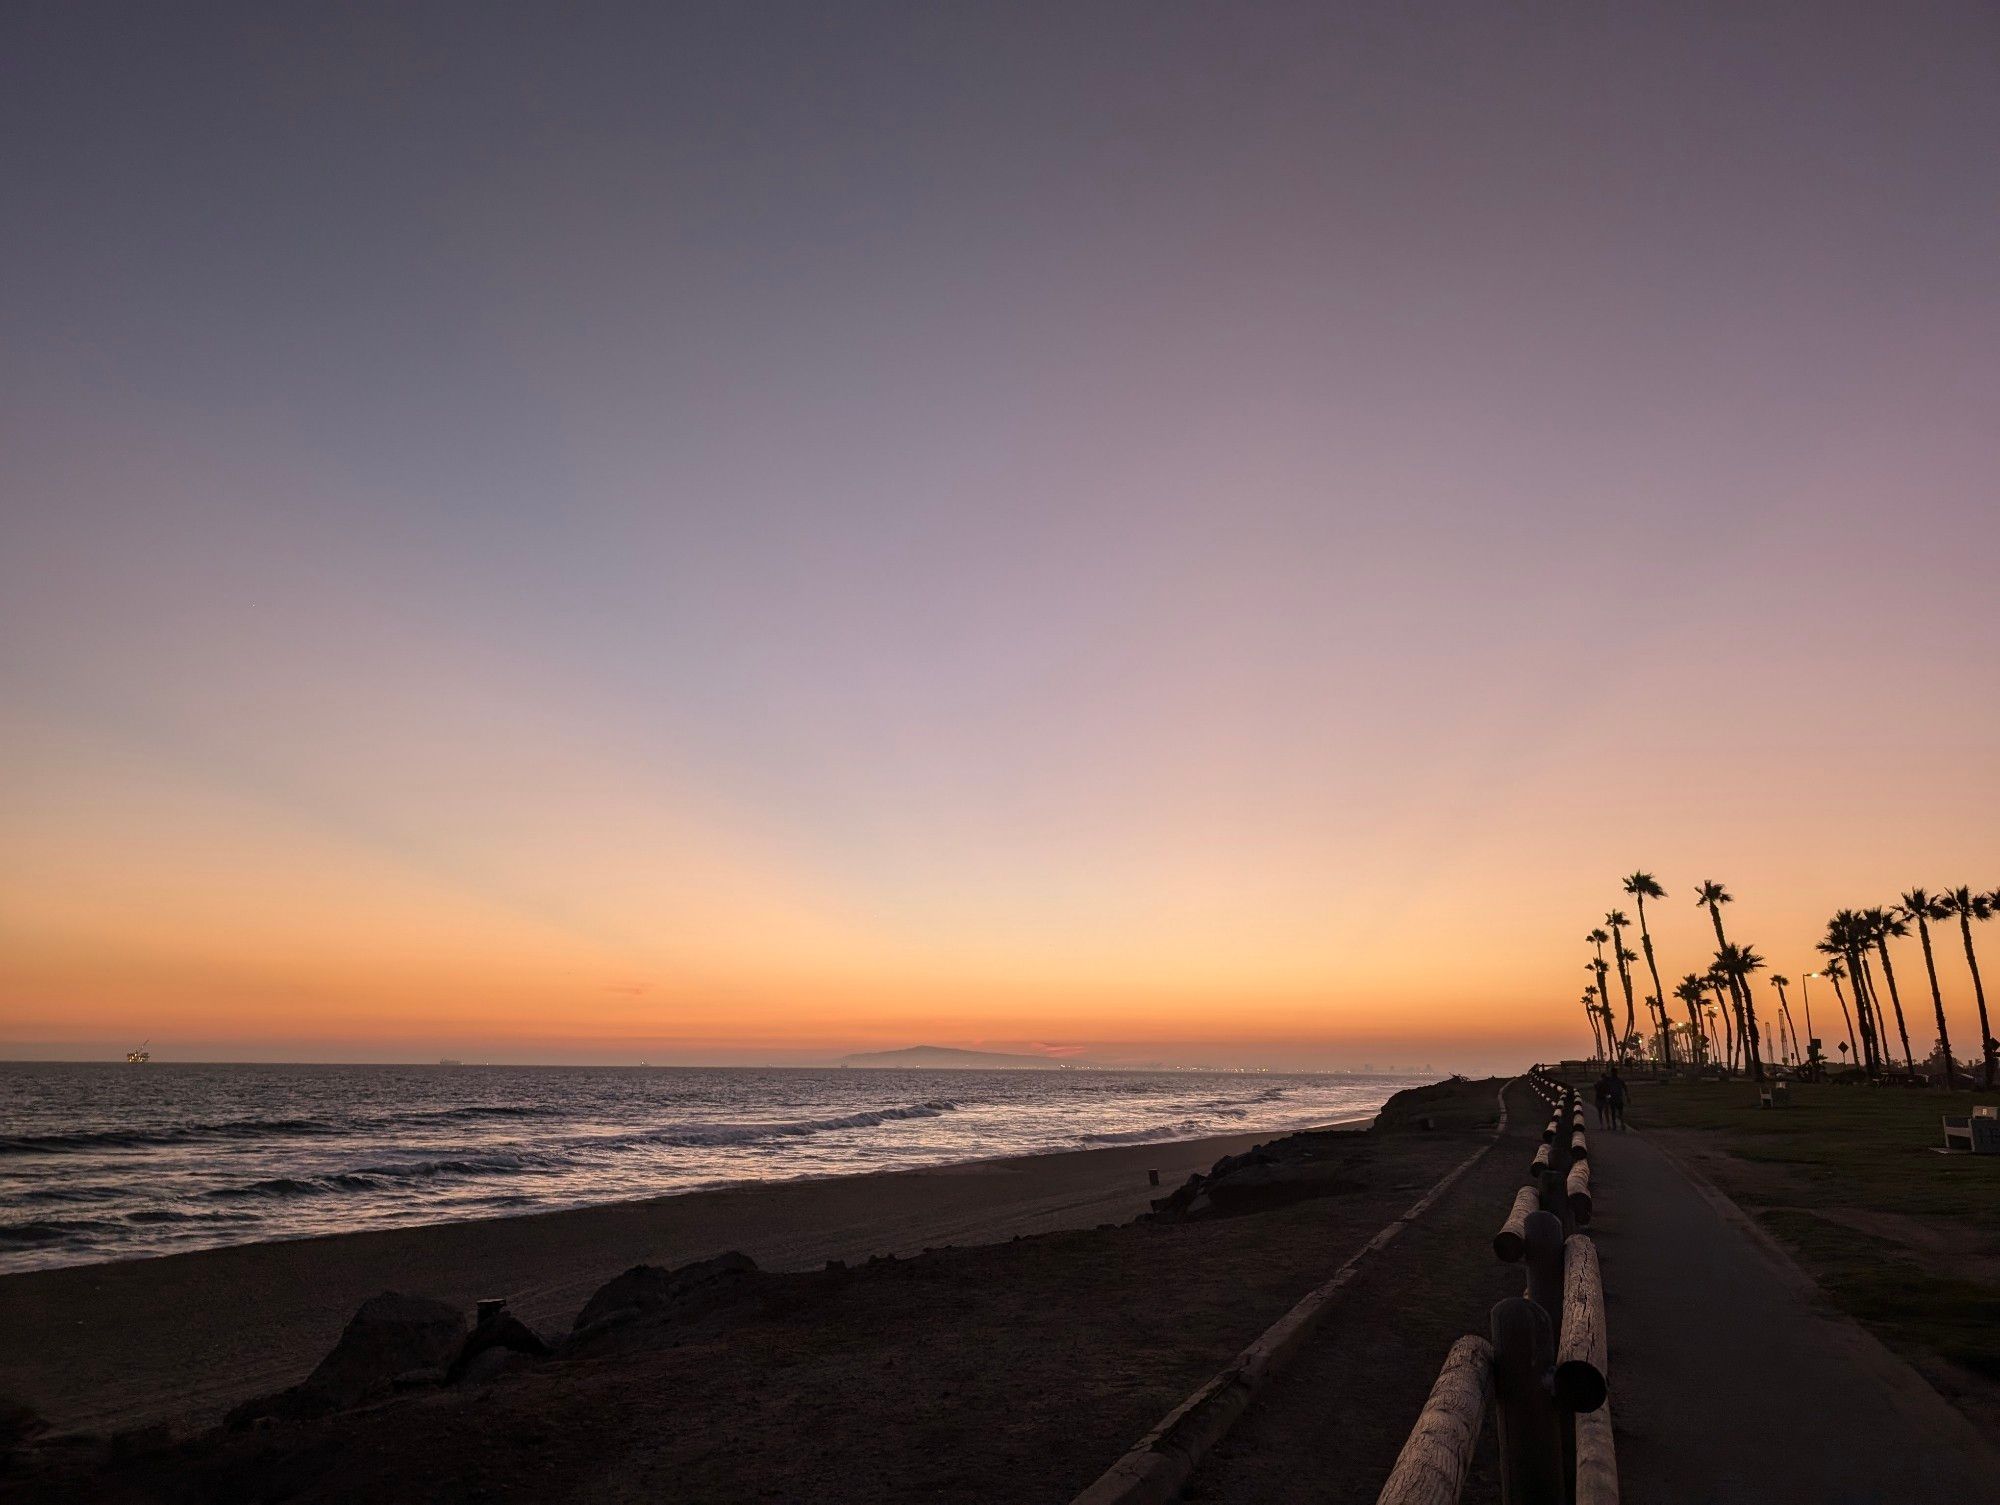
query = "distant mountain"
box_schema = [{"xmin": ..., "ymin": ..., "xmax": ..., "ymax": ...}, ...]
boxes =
[{"xmin": 836, "ymin": 1045, "xmax": 1077, "ymax": 1070}]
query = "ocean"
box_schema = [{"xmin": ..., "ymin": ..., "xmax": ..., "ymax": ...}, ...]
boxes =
[{"xmin": 0, "ymin": 1062, "xmax": 1428, "ymax": 1274}]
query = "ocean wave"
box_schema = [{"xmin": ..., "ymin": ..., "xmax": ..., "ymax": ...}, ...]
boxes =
[
  {"xmin": 386, "ymin": 1104, "xmax": 562, "ymax": 1128},
  {"xmin": 630, "ymin": 1098, "xmax": 961, "ymax": 1147},
  {"xmin": 1076, "ymin": 1117, "xmax": 1214, "ymax": 1145},
  {"xmin": 0, "ymin": 1116, "xmax": 340, "ymax": 1156},
  {"xmin": 0, "ymin": 1217, "xmax": 119, "ymax": 1246},
  {"xmin": 123, "ymin": 1208, "xmax": 259, "ymax": 1225},
  {"xmin": 0, "ymin": 1103, "xmax": 561, "ymax": 1159}
]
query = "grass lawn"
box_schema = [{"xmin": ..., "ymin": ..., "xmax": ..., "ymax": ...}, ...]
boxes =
[{"xmin": 1622, "ymin": 1080, "xmax": 2000, "ymax": 1393}]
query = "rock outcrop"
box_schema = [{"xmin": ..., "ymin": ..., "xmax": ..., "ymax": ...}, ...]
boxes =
[
  {"xmin": 569, "ymin": 1251, "xmax": 762, "ymax": 1344},
  {"xmin": 227, "ymin": 1292, "xmax": 466, "ymax": 1427}
]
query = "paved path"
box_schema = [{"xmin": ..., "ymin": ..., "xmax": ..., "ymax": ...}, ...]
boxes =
[{"xmin": 1593, "ymin": 1123, "xmax": 2000, "ymax": 1504}]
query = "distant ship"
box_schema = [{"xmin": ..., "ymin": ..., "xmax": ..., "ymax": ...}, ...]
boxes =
[
  {"xmin": 126, "ymin": 1041, "xmax": 151, "ymax": 1064},
  {"xmin": 438, "ymin": 1058, "xmax": 463, "ymax": 1066}
]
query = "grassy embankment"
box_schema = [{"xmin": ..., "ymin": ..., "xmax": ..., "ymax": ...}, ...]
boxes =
[{"xmin": 1634, "ymin": 1081, "xmax": 2000, "ymax": 1391}]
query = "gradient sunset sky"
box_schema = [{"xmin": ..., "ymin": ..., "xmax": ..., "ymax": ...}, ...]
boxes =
[{"xmin": 4, "ymin": 3, "xmax": 1997, "ymax": 1070}]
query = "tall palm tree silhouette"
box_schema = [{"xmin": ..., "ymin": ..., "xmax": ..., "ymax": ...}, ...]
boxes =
[
  {"xmin": 1705, "ymin": 963, "xmax": 1736, "ymax": 1072},
  {"xmin": 1863, "ymin": 907, "xmax": 1917, "ymax": 1075},
  {"xmin": 1899, "ymin": 888, "xmax": 1956, "ymax": 1087},
  {"xmin": 1770, "ymin": 974, "xmax": 1799, "ymax": 1066},
  {"xmin": 1674, "ymin": 974, "xmax": 1710, "ymax": 1068},
  {"xmin": 1623, "ymin": 873, "xmax": 1674, "ymax": 1068},
  {"xmin": 1581, "ymin": 986, "xmax": 1606, "ymax": 1061},
  {"xmin": 1605, "ymin": 910, "xmax": 1639, "ymax": 1061},
  {"xmin": 1817, "ymin": 955, "xmax": 1860, "ymax": 1070},
  {"xmin": 1695, "ymin": 882, "xmax": 1752, "ymax": 1075},
  {"xmin": 1587, "ymin": 930, "xmax": 1618, "ymax": 1060},
  {"xmin": 1826, "ymin": 911, "xmax": 1882, "ymax": 1075},
  {"xmin": 1716, "ymin": 942, "xmax": 1768, "ymax": 1080},
  {"xmin": 1938, "ymin": 887, "xmax": 1995, "ymax": 1088}
]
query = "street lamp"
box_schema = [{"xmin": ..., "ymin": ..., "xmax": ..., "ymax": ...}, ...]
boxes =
[{"xmin": 1801, "ymin": 972, "xmax": 1822, "ymax": 1078}]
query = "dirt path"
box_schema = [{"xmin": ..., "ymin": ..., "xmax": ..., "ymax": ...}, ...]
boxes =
[
  {"xmin": 1178, "ymin": 1080, "xmax": 1534, "ymax": 1503},
  {"xmin": 1592, "ymin": 1125, "xmax": 2000, "ymax": 1504}
]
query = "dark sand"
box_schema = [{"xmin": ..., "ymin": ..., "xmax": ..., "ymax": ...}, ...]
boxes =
[
  {"xmin": 3, "ymin": 1083, "xmax": 1508, "ymax": 1503},
  {"xmin": 0, "ymin": 1124, "xmax": 1350, "ymax": 1436}
]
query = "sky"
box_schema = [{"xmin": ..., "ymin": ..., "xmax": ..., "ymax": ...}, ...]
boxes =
[{"xmin": 3, "ymin": 2, "xmax": 1997, "ymax": 1072}]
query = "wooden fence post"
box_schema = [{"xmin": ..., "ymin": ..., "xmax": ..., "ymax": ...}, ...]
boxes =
[
  {"xmin": 1489, "ymin": 1297, "xmax": 1563, "ymax": 1505},
  {"xmin": 1522, "ymin": 1210, "xmax": 1565, "ymax": 1344}
]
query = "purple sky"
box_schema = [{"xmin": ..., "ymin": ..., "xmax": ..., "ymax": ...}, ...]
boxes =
[{"xmin": 3, "ymin": 3, "xmax": 1997, "ymax": 1068}]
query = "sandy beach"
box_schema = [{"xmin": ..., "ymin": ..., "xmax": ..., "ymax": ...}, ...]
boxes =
[{"xmin": 1, "ymin": 1121, "xmax": 1344, "ymax": 1437}]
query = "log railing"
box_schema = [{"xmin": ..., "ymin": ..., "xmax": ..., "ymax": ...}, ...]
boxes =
[{"xmin": 1377, "ymin": 1067, "xmax": 1617, "ymax": 1505}]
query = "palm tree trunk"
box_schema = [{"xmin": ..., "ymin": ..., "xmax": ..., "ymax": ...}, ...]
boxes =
[
  {"xmin": 1873, "ymin": 938, "xmax": 1917, "ymax": 1074},
  {"xmin": 1743, "ymin": 988, "xmax": 1767, "ymax": 1079},
  {"xmin": 1612, "ymin": 932, "xmax": 1638, "ymax": 1062},
  {"xmin": 1683, "ymin": 996, "xmax": 1706, "ymax": 1068},
  {"xmin": 1961, "ymin": 910, "xmax": 1996, "ymax": 1090},
  {"xmin": 1915, "ymin": 915, "xmax": 1954, "ymax": 1088},
  {"xmin": 1636, "ymin": 896, "xmax": 1673, "ymax": 1069},
  {"xmin": 1829, "ymin": 972, "xmax": 1860, "ymax": 1072},
  {"xmin": 1856, "ymin": 949, "xmax": 1888, "ymax": 1075}
]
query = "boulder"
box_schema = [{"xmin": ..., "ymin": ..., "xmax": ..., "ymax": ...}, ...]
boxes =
[
  {"xmin": 227, "ymin": 1291, "xmax": 464, "ymax": 1427},
  {"xmin": 448, "ymin": 1311, "xmax": 550, "ymax": 1381},
  {"xmin": 452, "ymin": 1345, "xmax": 529, "ymax": 1386},
  {"xmin": 572, "ymin": 1251, "xmax": 759, "ymax": 1334},
  {"xmin": 1202, "ymin": 1161, "xmax": 1363, "ymax": 1213}
]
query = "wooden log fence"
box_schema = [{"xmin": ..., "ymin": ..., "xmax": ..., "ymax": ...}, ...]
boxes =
[
  {"xmin": 1381, "ymin": 1066, "xmax": 1618, "ymax": 1505},
  {"xmin": 1374, "ymin": 1335, "xmax": 1494, "ymax": 1505}
]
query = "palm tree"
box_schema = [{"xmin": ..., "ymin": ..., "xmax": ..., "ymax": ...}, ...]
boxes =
[
  {"xmin": 1815, "ymin": 953, "xmax": 1860, "ymax": 1072},
  {"xmin": 1695, "ymin": 881, "xmax": 1755, "ymax": 1077},
  {"xmin": 1898, "ymin": 889, "xmax": 1956, "ymax": 1088},
  {"xmin": 1716, "ymin": 942, "xmax": 1768, "ymax": 1080},
  {"xmin": 1827, "ymin": 911, "xmax": 1883, "ymax": 1075},
  {"xmin": 1588, "ymin": 930, "xmax": 1619, "ymax": 1061},
  {"xmin": 1619, "ymin": 944, "xmax": 1643, "ymax": 1054},
  {"xmin": 1706, "ymin": 964, "xmax": 1737, "ymax": 1073},
  {"xmin": 1581, "ymin": 987, "xmax": 1606, "ymax": 1061},
  {"xmin": 1771, "ymin": 974, "xmax": 1799, "ymax": 1067},
  {"xmin": 1605, "ymin": 911, "xmax": 1640, "ymax": 1061},
  {"xmin": 1624, "ymin": 873, "xmax": 1675, "ymax": 1068},
  {"xmin": 1675, "ymin": 974, "xmax": 1710, "ymax": 1068},
  {"xmin": 1863, "ymin": 906, "xmax": 1917, "ymax": 1075},
  {"xmin": 1937, "ymin": 887, "xmax": 1995, "ymax": 1089},
  {"xmin": 1826, "ymin": 913, "xmax": 1872, "ymax": 1072}
]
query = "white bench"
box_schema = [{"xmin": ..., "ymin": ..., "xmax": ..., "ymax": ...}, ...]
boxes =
[{"xmin": 1942, "ymin": 1106, "xmax": 2000, "ymax": 1153}]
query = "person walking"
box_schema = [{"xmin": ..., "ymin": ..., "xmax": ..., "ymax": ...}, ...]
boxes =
[
  {"xmin": 1605, "ymin": 1066, "xmax": 1630, "ymax": 1130},
  {"xmin": 1593, "ymin": 1070, "xmax": 1612, "ymax": 1129}
]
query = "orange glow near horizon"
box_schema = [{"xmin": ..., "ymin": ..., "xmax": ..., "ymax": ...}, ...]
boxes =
[{"xmin": 7, "ymin": 672, "xmax": 1997, "ymax": 1071}]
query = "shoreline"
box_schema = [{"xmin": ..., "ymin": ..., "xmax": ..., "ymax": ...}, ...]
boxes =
[
  {"xmin": 0, "ymin": 1105, "xmax": 1383, "ymax": 1281},
  {"xmin": 0, "ymin": 1114, "xmax": 1374, "ymax": 1436}
]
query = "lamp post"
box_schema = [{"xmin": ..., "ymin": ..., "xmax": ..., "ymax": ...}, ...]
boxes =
[{"xmin": 1802, "ymin": 972, "xmax": 1821, "ymax": 1079}]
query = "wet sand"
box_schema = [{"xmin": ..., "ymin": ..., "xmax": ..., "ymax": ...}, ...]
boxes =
[{"xmin": 0, "ymin": 1122, "xmax": 1361, "ymax": 1436}]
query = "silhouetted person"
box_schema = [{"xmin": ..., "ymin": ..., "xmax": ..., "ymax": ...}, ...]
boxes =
[
  {"xmin": 1592, "ymin": 1071, "xmax": 1612, "ymax": 1128},
  {"xmin": 1605, "ymin": 1066, "xmax": 1629, "ymax": 1130}
]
